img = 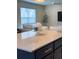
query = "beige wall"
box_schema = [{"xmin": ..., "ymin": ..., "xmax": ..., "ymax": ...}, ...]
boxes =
[
  {"xmin": 17, "ymin": 1, "xmax": 62, "ymax": 27},
  {"xmin": 45, "ymin": 5, "xmax": 62, "ymax": 26},
  {"xmin": 17, "ymin": 1, "xmax": 45, "ymax": 25}
]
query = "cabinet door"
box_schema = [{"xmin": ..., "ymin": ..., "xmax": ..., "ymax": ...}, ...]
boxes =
[
  {"xmin": 54, "ymin": 38, "xmax": 62, "ymax": 50},
  {"xmin": 53, "ymin": 47, "xmax": 62, "ymax": 59},
  {"xmin": 43, "ymin": 54, "xmax": 52, "ymax": 59},
  {"xmin": 36, "ymin": 43, "xmax": 53, "ymax": 59}
]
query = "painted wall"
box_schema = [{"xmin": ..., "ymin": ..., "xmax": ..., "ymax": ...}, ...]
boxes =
[
  {"xmin": 17, "ymin": 1, "xmax": 45, "ymax": 26},
  {"xmin": 45, "ymin": 4, "xmax": 62, "ymax": 26}
]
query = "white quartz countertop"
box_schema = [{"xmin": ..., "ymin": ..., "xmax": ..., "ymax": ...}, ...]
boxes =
[{"xmin": 17, "ymin": 30, "xmax": 62, "ymax": 52}]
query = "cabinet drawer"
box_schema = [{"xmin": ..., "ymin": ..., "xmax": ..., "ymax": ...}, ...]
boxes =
[
  {"xmin": 36, "ymin": 43, "xmax": 53, "ymax": 59},
  {"xmin": 54, "ymin": 38, "xmax": 62, "ymax": 49}
]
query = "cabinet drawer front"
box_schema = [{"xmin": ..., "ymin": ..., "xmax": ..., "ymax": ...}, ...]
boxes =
[
  {"xmin": 54, "ymin": 38, "xmax": 62, "ymax": 49},
  {"xmin": 36, "ymin": 43, "xmax": 53, "ymax": 59}
]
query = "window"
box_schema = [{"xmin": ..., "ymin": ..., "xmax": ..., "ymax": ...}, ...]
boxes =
[{"xmin": 20, "ymin": 8, "xmax": 36, "ymax": 25}]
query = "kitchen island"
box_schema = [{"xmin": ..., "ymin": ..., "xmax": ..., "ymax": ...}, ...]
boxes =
[{"xmin": 17, "ymin": 30, "xmax": 62, "ymax": 59}]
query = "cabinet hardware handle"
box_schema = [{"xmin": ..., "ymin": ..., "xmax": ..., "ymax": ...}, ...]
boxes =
[{"xmin": 44, "ymin": 48, "xmax": 52, "ymax": 53}]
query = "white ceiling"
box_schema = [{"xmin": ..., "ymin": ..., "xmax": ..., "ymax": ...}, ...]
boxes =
[{"xmin": 19, "ymin": 0, "xmax": 62, "ymax": 6}]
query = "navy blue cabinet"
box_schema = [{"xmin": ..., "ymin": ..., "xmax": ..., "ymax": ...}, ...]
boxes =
[
  {"xmin": 54, "ymin": 38, "xmax": 62, "ymax": 50},
  {"xmin": 53, "ymin": 47, "xmax": 62, "ymax": 59},
  {"xmin": 53, "ymin": 38, "xmax": 62, "ymax": 59},
  {"xmin": 43, "ymin": 54, "xmax": 52, "ymax": 59},
  {"xmin": 17, "ymin": 37, "xmax": 62, "ymax": 59},
  {"xmin": 17, "ymin": 49, "xmax": 35, "ymax": 59},
  {"xmin": 35, "ymin": 43, "xmax": 53, "ymax": 59}
]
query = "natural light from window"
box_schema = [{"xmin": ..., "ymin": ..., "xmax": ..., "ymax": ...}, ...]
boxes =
[{"xmin": 20, "ymin": 8, "xmax": 36, "ymax": 25}]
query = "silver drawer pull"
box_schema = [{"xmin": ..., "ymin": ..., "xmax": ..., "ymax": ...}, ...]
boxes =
[{"xmin": 44, "ymin": 48, "xmax": 52, "ymax": 53}]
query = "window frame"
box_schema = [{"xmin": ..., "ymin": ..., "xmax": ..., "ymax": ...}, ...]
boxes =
[{"xmin": 20, "ymin": 7, "xmax": 36, "ymax": 25}]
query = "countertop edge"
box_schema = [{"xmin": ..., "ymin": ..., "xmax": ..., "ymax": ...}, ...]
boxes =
[{"xmin": 17, "ymin": 36, "xmax": 62, "ymax": 53}]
